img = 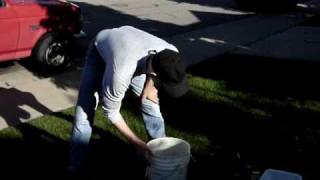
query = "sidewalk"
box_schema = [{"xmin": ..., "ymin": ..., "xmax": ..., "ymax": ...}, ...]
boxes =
[{"xmin": 0, "ymin": 1, "xmax": 319, "ymax": 130}]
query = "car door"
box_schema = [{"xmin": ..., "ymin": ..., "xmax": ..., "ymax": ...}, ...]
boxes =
[{"xmin": 0, "ymin": 0, "xmax": 19, "ymax": 62}]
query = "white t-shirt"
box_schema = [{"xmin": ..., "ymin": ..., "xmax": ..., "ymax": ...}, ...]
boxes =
[{"xmin": 94, "ymin": 26, "xmax": 178, "ymax": 123}]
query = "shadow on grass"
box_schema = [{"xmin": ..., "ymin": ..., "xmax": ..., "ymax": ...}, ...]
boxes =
[
  {"xmin": 0, "ymin": 111, "xmax": 146, "ymax": 179},
  {"xmin": 0, "ymin": 123, "xmax": 68, "ymax": 178},
  {"xmin": 161, "ymin": 93, "xmax": 320, "ymax": 180},
  {"xmin": 157, "ymin": 54, "xmax": 320, "ymax": 179},
  {"xmin": 189, "ymin": 54, "xmax": 320, "ymax": 100},
  {"xmin": 50, "ymin": 112, "xmax": 146, "ymax": 179}
]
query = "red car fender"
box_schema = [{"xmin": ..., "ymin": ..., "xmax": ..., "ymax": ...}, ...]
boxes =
[
  {"xmin": 12, "ymin": 3, "xmax": 48, "ymax": 59},
  {"xmin": 1, "ymin": 0, "xmax": 82, "ymax": 63},
  {"xmin": 14, "ymin": 27, "xmax": 47, "ymax": 59}
]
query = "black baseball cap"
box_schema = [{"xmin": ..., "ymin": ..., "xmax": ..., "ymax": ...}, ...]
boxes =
[{"xmin": 152, "ymin": 49, "xmax": 188, "ymax": 98}]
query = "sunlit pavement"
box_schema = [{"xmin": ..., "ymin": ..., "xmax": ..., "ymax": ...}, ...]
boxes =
[{"xmin": 0, "ymin": 0, "xmax": 319, "ymax": 129}]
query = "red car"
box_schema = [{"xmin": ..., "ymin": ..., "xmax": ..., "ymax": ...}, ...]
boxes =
[{"xmin": 0, "ymin": 0, "xmax": 83, "ymax": 69}]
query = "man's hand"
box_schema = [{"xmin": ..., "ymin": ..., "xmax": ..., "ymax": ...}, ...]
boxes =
[
  {"xmin": 133, "ymin": 139, "xmax": 152, "ymax": 164},
  {"xmin": 113, "ymin": 120, "xmax": 152, "ymax": 164},
  {"xmin": 141, "ymin": 77, "xmax": 159, "ymax": 104}
]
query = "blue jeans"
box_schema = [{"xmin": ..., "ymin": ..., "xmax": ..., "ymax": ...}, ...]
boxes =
[{"xmin": 68, "ymin": 43, "xmax": 166, "ymax": 172}]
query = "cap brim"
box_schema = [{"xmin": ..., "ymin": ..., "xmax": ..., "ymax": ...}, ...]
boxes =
[{"xmin": 161, "ymin": 76, "xmax": 188, "ymax": 98}]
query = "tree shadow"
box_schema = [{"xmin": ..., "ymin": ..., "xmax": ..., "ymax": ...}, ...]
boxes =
[
  {"xmin": 15, "ymin": 0, "xmax": 251, "ymax": 98},
  {"xmin": 168, "ymin": 0, "xmax": 238, "ymax": 9},
  {"xmin": 0, "ymin": 87, "xmax": 52, "ymax": 127},
  {"xmin": 170, "ymin": 0, "xmax": 320, "ymax": 16},
  {"xmin": 71, "ymin": 0, "xmax": 249, "ymax": 46},
  {"xmin": 15, "ymin": 0, "xmax": 250, "ymax": 86},
  {"xmin": 188, "ymin": 54, "xmax": 320, "ymax": 100},
  {"xmin": 300, "ymin": 13, "xmax": 320, "ymax": 26},
  {"xmin": 168, "ymin": 0, "xmax": 305, "ymax": 14},
  {"xmin": 296, "ymin": 0, "xmax": 320, "ymax": 15},
  {"xmin": 48, "ymin": 68, "xmax": 82, "ymax": 91}
]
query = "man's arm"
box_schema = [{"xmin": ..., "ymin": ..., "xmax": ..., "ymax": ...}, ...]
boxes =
[
  {"xmin": 102, "ymin": 70, "xmax": 151, "ymax": 162},
  {"xmin": 141, "ymin": 76, "xmax": 159, "ymax": 104},
  {"xmin": 114, "ymin": 118, "xmax": 151, "ymax": 162}
]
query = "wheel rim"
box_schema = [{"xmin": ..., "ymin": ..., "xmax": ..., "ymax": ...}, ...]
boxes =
[{"xmin": 45, "ymin": 41, "xmax": 66, "ymax": 66}]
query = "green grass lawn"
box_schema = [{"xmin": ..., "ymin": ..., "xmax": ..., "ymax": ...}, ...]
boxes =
[{"xmin": 1, "ymin": 54, "xmax": 320, "ymax": 179}]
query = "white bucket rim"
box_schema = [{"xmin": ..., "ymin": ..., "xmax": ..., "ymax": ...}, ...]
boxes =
[
  {"xmin": 260, "ymin": 169, "xmax": 303, "ymax": 180},
  {"xmin": 147, "ymin": 137, "xmax": 191, "ymax": 159}
]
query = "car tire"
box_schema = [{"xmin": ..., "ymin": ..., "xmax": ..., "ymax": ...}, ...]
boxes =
[{"xmin": 32, "ymin": 33, "xmax": 71, "ymax": 71}]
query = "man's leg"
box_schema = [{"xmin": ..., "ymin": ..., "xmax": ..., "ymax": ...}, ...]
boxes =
[
  {"xmin": 130, "ymin": 75, "xmax": 166, "ymax": 139},
  {"xmin": 69, "ymin": 43, "xmax": 105, "ymax": 173}
]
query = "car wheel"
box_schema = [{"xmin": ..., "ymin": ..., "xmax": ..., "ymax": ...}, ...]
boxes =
[{"xmin": 32, "ymin": 33, "xmax": 71, "ymax": 70}]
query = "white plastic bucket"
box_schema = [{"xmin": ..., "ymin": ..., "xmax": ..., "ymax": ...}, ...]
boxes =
[
  {"xmin": 146, "ymin": 137, "xmax": 191, "ymax": 180},
  {"xmin": 259, "ymin": 169, "xmax": 303, "ymax": 180}
]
